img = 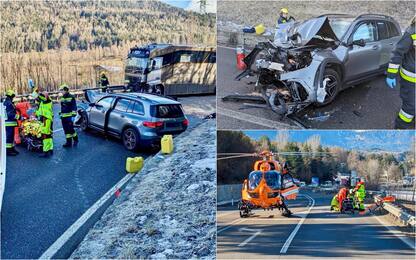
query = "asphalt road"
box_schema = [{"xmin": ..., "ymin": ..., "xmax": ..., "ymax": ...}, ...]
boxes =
[
  {"xmin": 217, "ymin": 191, "xmax": 415, "ymax": 259},
  {"xmin": 1, "ymin": 95, "xmax": 214, "ymax": 259},
  {"xmin": 217, "ymin": 46, "xmax": 402, "ymax": 130}
]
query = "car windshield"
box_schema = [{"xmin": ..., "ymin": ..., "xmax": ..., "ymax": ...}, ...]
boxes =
[
  {"xmin": 248, "ymin": 171, "xmax": 262, "ymax": 190},
  {"xmin": 126, "ymin": 57, "xmax": 149, "ymax": 69},
  {"xmin": 265, "ymin": 170, "xmax": 281, "ymax": 190},
  {"xmin": 329, "ymin": 18, "xmax": 354, "ymax": 40}
]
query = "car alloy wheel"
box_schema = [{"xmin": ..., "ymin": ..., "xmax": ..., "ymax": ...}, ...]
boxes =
[{"xmin": 123, "ymin": 128, "xmax": 138, "ymax": 151}]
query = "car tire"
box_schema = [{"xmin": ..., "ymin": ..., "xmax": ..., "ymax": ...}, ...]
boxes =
[
  {"xmin": 314, "ymin": 68, "xmax": 341, "ymax": 107},
  {"xmin": 79, "ymin": 113, "xmax": 89, "ymax": 131},
  {"xmin": 122, "ymin": 127, "xmax": 140, "ymax": 151}
]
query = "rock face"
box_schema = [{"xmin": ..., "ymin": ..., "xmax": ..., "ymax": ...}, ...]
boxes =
[{"xmin": 71, "ymin": 119, "xmax": 216, "ymax": 259}]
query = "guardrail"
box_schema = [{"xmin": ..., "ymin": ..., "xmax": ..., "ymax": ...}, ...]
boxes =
[
  {"xmin": 217, "ymin": 184, "xmax": 241, "ymax": 205},
  {"xmin": 0, "ymin": 103, "xmax": 6, "ymax": 212},
  {"xmin": 374, "ymin": 195, "xmax": 415, "ymax": 227}
]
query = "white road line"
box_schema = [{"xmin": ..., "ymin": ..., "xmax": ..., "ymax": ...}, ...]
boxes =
[
  {"xmin": 217, "ymin": 107, "xmax": 297, "ymax": 129},
  {"xmin": 40, "ymin": 172, "xmax": 135, "ymax": 259},
  {"xmin": 238, "ymin": 228, "xmax": 262, "ymax": 247},
  {"xmin": 374, "ymin": 214, "xmax": 415, "ymax": 250},
  {"xmin": 280, "ymin": 194, "xmax": 315, "ymax": 254},
  {"xmin": 217, "ymin": 218, "xmax": 247, "ymax": 234}
]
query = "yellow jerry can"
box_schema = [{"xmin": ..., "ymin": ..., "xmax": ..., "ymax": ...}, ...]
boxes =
[
  {"xmin": 255, "ymin": 24, "xmax": 266, "ymax": 35},
  {"xmin": 161, "ymin": 135, "xmax": 174, "ymax": 154},
  {"xmin": 126, "ymin": 157, "xmax": 144, "ymax": 173}
]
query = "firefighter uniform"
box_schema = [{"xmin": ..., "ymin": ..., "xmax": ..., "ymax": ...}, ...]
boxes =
[
  {"xmin": 386, "ymin": 24, "xmax": 415, "ymax": 129},
  {"xmin": 36, "ymin": 93, "xmax": 54, "ymax": 157},
  {"xmin": 99, "ymin": 73, "xmax": 109, "ymax": 93},
  {"xmin": 277, "ymin": 8, "xmax": 295, "ymax": 24},
  {"xmin": 354, "ymin": 181, "xmax": 366, "ymax": 211},
  {"xmin": 3, "ymin": 90, "xmax": 20, "ymax": 155},
  {"xmin": 59, "ymin": 85, "xmax": 78, "ymax": 147},
  {"xmin": 330, "ymin": 187, "xmax": 347, "ymax": 212}
]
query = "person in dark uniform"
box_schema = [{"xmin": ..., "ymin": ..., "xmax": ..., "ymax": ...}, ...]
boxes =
[
  {"xmin": 59, "ymin": 84, "xmax": 78, "ymax": 147},
  {"xmin": 99, "ymin": 72, "xmax": 110, "ymax": 93},
  {"xmin": 386, "ymin": 17, "xmax": 415, "ymax": 129},
  {"xmin": 3, "ymin": 89, "xmax": 20, "ymax": 156}
]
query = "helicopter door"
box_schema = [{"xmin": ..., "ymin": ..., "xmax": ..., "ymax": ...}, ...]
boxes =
[{"xmin": 281, "ymin": 174, "xmax": 299, "ymax": 200}]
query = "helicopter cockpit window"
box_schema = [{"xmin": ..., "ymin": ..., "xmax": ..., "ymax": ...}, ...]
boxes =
[
  {"xmin": 265, "ymin": 171, "xmax": 281, "ymax": 190},
  {"xmin": 248, "ymin": 171, "xmax": 262, "ymax": 190},
  {"xmin": 282, "ymin": 174, "xmax": 295, "ymax": 189}
]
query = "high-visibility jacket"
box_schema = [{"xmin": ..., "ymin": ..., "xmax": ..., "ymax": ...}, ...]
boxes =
[
  {"xmin": 36, "ymin": 99, "xmax": 53, "ymax": 119},
  {"xmin": 355, "ymin": 181, "xmax": 366, "ymax": 198},
  {"xmin": 387, "ymin": 25, "xmax": 415, "ymax": 83},
  {"xmin": 277, "ymin": 15, "xmax": 295, "ymax": 25},
  {"xmin": 60, "ymin": 93, "xmax": 77, "ymax": 118},
  {"xmin": 37, "ymin": 100, "xmax": 53, "ymax": 137},
  {"xmin": 3, "ymin": 96, "xmax": 19, "ymax": 127}
]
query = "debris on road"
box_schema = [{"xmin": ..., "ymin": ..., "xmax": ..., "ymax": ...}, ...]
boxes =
[{"xmin": 71, "ymin": 120, "xmax": 216, "ymax": 259}]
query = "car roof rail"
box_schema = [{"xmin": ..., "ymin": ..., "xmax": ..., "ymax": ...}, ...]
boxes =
[
  {"xmin": 318, "ymin": 13, "xmax": 353, "ymax": 17},
  {"xmin": 355, "ymin": 13, "xmax": 394, "ymax": 20}
]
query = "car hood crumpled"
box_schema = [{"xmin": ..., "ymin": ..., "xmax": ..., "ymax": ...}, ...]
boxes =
[{"xmin": 289, "ymin": 16, "xmax": 339, "ymax": 48}]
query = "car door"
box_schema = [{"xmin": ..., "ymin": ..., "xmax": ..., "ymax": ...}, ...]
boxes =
[
  {"xmin": 88, "ymin": 96, "xmax": 114, "ymax": 130},
  {"xmin": 344, "ymin": 20, "xmax": 380, "ymax": 80},
  {"xmin": 376, "ymin": 20, "xmax": 395, "ymax": 68},
  {"xmin": 107, "ymin": 98, "xmax": 131, "ymax": 134}
]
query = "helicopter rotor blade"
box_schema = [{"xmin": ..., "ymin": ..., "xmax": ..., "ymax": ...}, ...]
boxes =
[{"xmin": 217, "ymin": 154, "xmax": 257, "ymax": 161}]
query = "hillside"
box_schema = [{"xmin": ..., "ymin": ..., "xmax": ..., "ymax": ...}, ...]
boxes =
[
  {"xmin": 0, "ymin": 0, "xmax": 215, "ymax": 53},
  {"xmin": 0, "ymin": 0, "xmax": 216, "ymax": 94}
]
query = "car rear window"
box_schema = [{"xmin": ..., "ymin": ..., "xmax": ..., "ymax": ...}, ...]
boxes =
[
  {"xmin": 150, "ymin": 104, "xmax": 184, "ymax": 118},
  {"xmin": 386, "ymin": 21, "xmax": 400, "ymax": 37},
  {"xmin": 376, "ymin": 21, "xmax": 389, "ymax": 40}
]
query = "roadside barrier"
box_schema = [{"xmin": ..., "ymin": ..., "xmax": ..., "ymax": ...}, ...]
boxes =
[
  {"xmin": 374, "ymin": 195, "xmax": 415, "ymax": 227},
  {"xmin": 217, "ymin": 184, "xmax": 241, "ymax": 205}
]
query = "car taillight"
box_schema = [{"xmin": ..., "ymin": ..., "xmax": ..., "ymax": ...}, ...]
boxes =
[
  {"xmin": 183, "ymin": 118, "xmax": 189, "ymax": 126},
  {"xmin": 143, "ymin": 121, "xmax": 163, "ymax": 128}
]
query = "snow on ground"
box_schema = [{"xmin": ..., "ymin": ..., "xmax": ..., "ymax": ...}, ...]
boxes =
[{"xmin": 71, "ymin": 119, "xmax": 216, "ymax": 259}]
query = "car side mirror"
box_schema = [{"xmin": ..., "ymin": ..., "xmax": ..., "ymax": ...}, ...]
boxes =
[{"xmin": 351, "ymin": 39, "xmax": 366, "ymax": 47}]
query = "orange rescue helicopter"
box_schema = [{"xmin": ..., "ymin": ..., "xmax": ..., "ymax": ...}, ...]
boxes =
[{"xmin": 219, "ymin": 150, "xmax": 301, "ymax": 218}]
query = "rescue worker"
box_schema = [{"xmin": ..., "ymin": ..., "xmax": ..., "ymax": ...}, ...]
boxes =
[
  {"xmin": 3, "ymin": 89, "xmax": 20, "ymax": 156},
  {"xmin": 59, "ymin": 84, "xmax": 78, "ymax": 147},
  {"xmin": 277, "ymin": 8, "xmax": 295, "ymax": 25},
  {"xmin": 386, "ymin": 16, "xmax": 415, "ymax": 129},
  {"xmin": 36, "ymin": 92, "xmax": 54, "ymax": 157},
  {"xmin": 99, "ymin": 72, "xmax": 110, "ymax": 93},
  {"xmin": 330, "ymin": 186, "xmax": 348, "ymax": 212},
  {"xmin": 354, "ymin": 178, "xmax": 366, "ymax": 211}
]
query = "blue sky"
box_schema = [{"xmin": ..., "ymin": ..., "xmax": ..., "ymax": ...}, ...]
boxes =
[
  {"xmin": 243, "ymin": 130, "xmax": 415, "ymax": 153},
  {"xmin": 160, "ymin": 0, "xmax": 191, "ymax": 9}
]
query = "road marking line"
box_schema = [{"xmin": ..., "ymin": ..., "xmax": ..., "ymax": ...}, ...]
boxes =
[
  {"xmin": 217, "ymin": 218, "xmax": 246, "ymax": 234},
  {"xmin": 280, "ymin": 194, "xmax": 315, "ymax": 254},
  {"xmin": 374, "ymin": 214, "xmax": 415, "ymax": 250},
  {"xmin": 217, "ymin": 107, "xmax": 296, "ymax": 129},
  {"xmin": 40, "ymin": 171, "xmax": 136, "ymax": 259},
  {"xmin": 238, "ymin": 228, "xmax": 262, "ymax": 247}
]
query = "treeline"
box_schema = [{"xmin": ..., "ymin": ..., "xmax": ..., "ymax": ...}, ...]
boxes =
[
  {"xmin": 0, "ymin": 0, "xmax": 216, "ymax": 94},
  {"xmin": 1, "ymin": 1, "xmax": 215, "ymax": 53},
  {"xmin": 217, "ymin": 131, "xmax": 414, "ymax": 187}
]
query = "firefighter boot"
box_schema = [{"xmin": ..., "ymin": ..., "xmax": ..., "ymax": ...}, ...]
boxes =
[
  {"xmin": 73, "ymin": 134, "xmax": 79, "ymax": 146},
  {"xmin": 6, "ymin": 148, "xmax": 18, "ymax": 156},
  {"xmin": 63, "ymin": 138, "xmax": 72, "ymax": 148}
]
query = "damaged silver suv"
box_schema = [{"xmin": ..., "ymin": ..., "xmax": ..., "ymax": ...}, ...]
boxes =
[{"xmin": 238, "ymin": 14, "xmax": 401, "ymax": 116}]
